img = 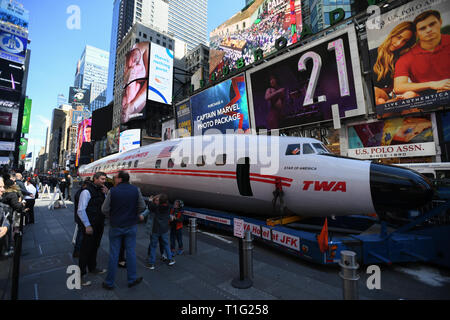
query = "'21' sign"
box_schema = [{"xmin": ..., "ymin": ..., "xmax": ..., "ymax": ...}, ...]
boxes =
[{"xmin": 298, "ymin": 38, "xmax": 350, "ymax": 107}]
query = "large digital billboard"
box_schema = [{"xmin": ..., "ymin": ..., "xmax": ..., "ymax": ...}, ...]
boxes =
[
  {"xmin": 347, "ymin": 115, "xmax": 435, "ymax": 159},
  {"xmin": 21, "ymin": 97, "xmax": 31, "ymax": 133},
  {"xmin": 69, "ymin": 87, "xmax": 90, "ymax": 105},
  {"xmin": 107, "ymin": 127, "xmax": 120, "ymax": 154},
  {"xmin": 75, "ymin": 119, "xmax": 91, "ymax": 167},
  {"xmin": 247, "ymin": 26, "xmax": 365, "ymax": 131},
  {"xmin": 0, "ymin": 24, "xmax": 27, "ymax": 64},
  {"xmin": 367, "ymin": 0, "xmax": 450, "ymax": 119},
  {"xmin": 0, "ymin": 98, "xmax": 18, "ymax": 133},
  {"xmin": 121, "ymin": 42, "xmax": 149, "ymax": 124},
  {"xmin": 119, "ymin": 129, "xmax": 141, "ymax": 153},
  {"xmin": 0, "ymin": 59, "xmax": 23, "ymax": 91},
  {"xmin": 0, "ymin": 0, "xmax": 29, "ymax": 30},
  {"xmin": 209, "ymin": 0, "xmax": 302, "ymax": 76},
  {"xmin": 190, "ymin": 73, "xmax": 251, "ymax": 135},
  {"xmin": 148, "ymin": 43, "xmax": 174, "ymax": 105},
  {"xmin": 175, "ymin": 100, "xmax": 192, "ymax": 138}
]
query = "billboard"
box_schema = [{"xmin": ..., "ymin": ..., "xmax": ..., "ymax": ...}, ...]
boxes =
[
  {"xmin": 121, "ymin": 42, "xmax": 149, "ymax": 124},
  {"xmin": 21, "ymin": 97, "xmax": 30, "ymax": 133},
  {"xmin": 161, "ymin": 119, "xmax": 175, "ymax": 141},
  {"xmin": 69, "ymin": 87, "xmax": 91, "ymax": 105},
  {"xmin": 75, "ymin": 119, "xmax": 91, "ymax": 167},
  {"xmin": 119, "ymin": 129, "xmax": 141, "ymax": 153},
  {"xmin": 0, "ymin": 59, "xmax": 23, "ymax": 91},
  {"xmin": 247, "ymin": 26, "xmax": 365, "ymax": 131},
  {"xmin": 209, "ymin": 0, "xmax": 302, "ymax": 76},
  {"xmin": 91, "ymin": 103, "xmax": 113, "ymax": 141},
  {"xmin": 0, "ymin": 98, "xmax": 18, "ymax": 133},
  {"xmin": 367, "ymin": 0, "xmax": 450, "ymax": 118},
  {"xmin": 0, "ymin": 24, "xmax": 27, "ymax": 64},
  {"xmin": 71, "ymin": 110, "xmax": 83, "ymax": 125},
  {"xmin": 0, "ymin": 140, "xmax": 14, "ymax": 151},
  {"xmin": 106, "ymin": 126, "xmax": 120, "ymax": 155},
  {"xmin": 190, "ymin": 73, "xmax": 251, "ymax": 135},
  {"xmin": 0, "ymin": 0, "xmax": 29, "ymax": 30},
  {"xmin": 148, "ymin": 43, "xmax": 174, "ymax": 105},
  {"xmin": 19, "ymin": 137, "xmax": 27, "ymax": 160},
  {"xmin": 347, "ymin": 116, "xmax": 435, "ymax": 159},
  {"xmin": 175, "ymin": 100, "xmax": 192, "ymax": 138}
]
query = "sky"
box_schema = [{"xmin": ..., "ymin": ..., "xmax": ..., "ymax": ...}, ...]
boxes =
[{"xmin": 21, "ymin": 0, "xmax": 246, "ymax": 161}]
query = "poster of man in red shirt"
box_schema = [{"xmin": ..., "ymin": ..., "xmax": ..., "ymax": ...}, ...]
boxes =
[{"xmin": 367, "ymin": 0, "xmax": 450, "ymax": 119}]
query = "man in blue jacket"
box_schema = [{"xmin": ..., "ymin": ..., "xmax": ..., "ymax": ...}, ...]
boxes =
[{"xmin": 101, "ymin": 171, "xmax": 146, "ymax": 289}]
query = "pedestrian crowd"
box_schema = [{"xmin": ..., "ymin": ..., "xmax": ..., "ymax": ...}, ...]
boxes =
[
  {"xmin": 72, "ymin": 171, "xmax": 185, "ymax": 289},
  {"xmin": 0, "ymin": 169, "xmax": 38, "ymax": 260}
]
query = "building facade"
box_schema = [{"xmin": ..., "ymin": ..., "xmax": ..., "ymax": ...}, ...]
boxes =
[
  {"xmin": 74, "ymin": 45, "xmax": 109, "ymax": 112},
  {"xmin": 185, "ymin": 43, "xmax": 209, "ymax": 91},
  {"xmin": 168, "ymin": 0, "xmax": 208, "ymax": 52}
]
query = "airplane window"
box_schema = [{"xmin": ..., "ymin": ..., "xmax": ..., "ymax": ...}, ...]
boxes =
[
  {"xmin": 286, "ymin": 144, "xmax": 301, "ymax": 156},
  {"xmin": 155, "ymin": 160, "xmax": 161, "ymax": 169},
  {"xmin": 312, "ymin": 143, "xmax": 329, "ymax": 154},
  {"xmin": 128, "ymin": 161, "xmax": 132, "ymax": 168},
  {"xmin": 197, "ymin": 155, "xmax": 206, "ymax": 167},
  {"xmin": 216, "ymin": 154, "xmax": 227, "ymax": 166},
  {"xmin": 168, "ymin": 159, "xmax": 175, "ymax": 168},
  {"xmin": 303, "ymin": 144, "xmax": 315, "ymax": 154},
  {"xmin": 134, "ymin": 160, "xmax": 139, "ymax": 168},
  {"xmin": 181, "ymin": 157, "xmax": 189, "ymax": 168}
]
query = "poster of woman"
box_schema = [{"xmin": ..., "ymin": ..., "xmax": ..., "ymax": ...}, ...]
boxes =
[{"xmin": 367, "ymin": 0, "xmax": 450, "ymax": 118}]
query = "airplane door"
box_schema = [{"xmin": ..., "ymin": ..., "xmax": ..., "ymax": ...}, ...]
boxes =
[{"xmin": 236, "ymin": 157, "xmax": 253, "ymax": 197}]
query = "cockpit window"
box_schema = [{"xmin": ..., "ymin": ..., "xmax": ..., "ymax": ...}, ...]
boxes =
[
  {"xmin": 303, "ymin": 144, "xmax": 315, "ymax": 154},
  {"xmin": 312, "ymin": 143, "xmax": 329, "ymax": 154},
  {"xmin": 286, "ymin": 144, "xmax": 301, "ymax": 156}
]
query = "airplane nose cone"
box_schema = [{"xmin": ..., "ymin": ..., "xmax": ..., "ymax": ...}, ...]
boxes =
[{"xmin": 370, "ymin": 163, "xmax": 433, "ymax": 212}]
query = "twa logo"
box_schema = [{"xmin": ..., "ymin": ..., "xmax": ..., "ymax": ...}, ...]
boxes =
[{"xmin": 303, "ymin": 181, "xmax": 347, "ymax": 192}]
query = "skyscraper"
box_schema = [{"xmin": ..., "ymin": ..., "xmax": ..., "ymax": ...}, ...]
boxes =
[
  {"xmin": 308, "ymin": 0, "xmax": 353, "ymax": 33},
  {"xmin": 168, "ymin": 0, "xmax": 208, "ymax": 52},
  {"xmin": 106, "ymin": 0, "xmax": 169, "ymax": 104},
  {"xmin": 74, "ymin": 45, "xmax": 109, "ymax": 111}
]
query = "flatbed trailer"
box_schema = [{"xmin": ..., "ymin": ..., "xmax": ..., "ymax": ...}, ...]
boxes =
[{"xmin": 182, "ymin": 200, "xmax": 450, "ymax": 268}]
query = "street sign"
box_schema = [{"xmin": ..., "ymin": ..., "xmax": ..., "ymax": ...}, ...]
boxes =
[{"xmin": 233, "ymin": 218, "xmax": 244, "ymax": 239}]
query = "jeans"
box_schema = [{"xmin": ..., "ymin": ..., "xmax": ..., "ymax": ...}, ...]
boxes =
[
  {"xmin": 170, "ymin": 228, "xmax": 183, "ymax": 251},
  {"xmin": 105, "ymin": 225, "xmax": 138, "ymax": 287},
  {"xmin": 147, "ymin": 236, "xmax": 165, "ymax": 257},
  {"xmin": 148, "ymin": 232, "xmax": 172, "ymax": 264}
]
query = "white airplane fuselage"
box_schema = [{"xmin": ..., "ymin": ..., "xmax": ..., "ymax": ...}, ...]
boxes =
[{"xmin": 78, "ymin": 135, "xmax": 432, "ymax": 218}]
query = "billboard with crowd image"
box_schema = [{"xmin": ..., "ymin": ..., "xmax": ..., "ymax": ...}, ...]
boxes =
[{"xmin": 209, "ymin": 0, "xmax": 302, "ymax": 76}]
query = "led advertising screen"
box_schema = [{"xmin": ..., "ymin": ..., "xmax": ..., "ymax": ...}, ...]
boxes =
[
  {"xmin": 106, "ymin": 126, "xmax": 120, "ymax": 155},
  {"xmin": 148, "ymin": 43, "xmax": 174, "ymax": 105},
  {"xmin": 91, "ymin": 103, "xmax": 112, "ymax": 141},
  {"xmin": 69, "ymin": 87, "xmax": 90, "ymax": 105},
  {"xmin": 21, "ymin": 97, "xmax": 31, "ymax": 133},
  {"xmin": 0, "ymin": 140, "xmax": 14, "ymax": 151},
  {"xmin": 0, "ymin": 99, "xmax": 18, "ymax": 133},
  {"xmin": 121, "ymin": 42, "xmax": 149, "ymax": 124},
  {"xmin": 190, "ymin": 73, "xmax": 251, "ymax": 135},
  {"xmin": 75, "ymin": 119, "xmax": 91, "ymax": 167},
  {"xmin": 119, "ymin": 129, "xmax": 141, "ymax": 153},
  {"xmin": 0, "ymin": 0, "xmax": 29, "ymax": 30},
  {"xmin": 161, "ymin": 119, "xmax": 175, "ymax": 141},
  {"xmin": 347, "ymin": 115, "xmax": 435, "ymax": 159},
  {"xmin": 209, "ymin": 0, "xmax": 302, "ymax": 76},
  {"xmin": 175, "ymin": 100, "xmax": 192, "ymax": 138},
  {"xmin": 0, "ymin": 59, "xmax": 23, "ymax": 91},
  {"xmin": 0, "ymin": 24, "xmax": 27, "ymax": 64},
  {"xmin": 247, "ymin": 26, "xmax": 365, "ymax": 131},
  {"xmin": 367, "ymin": 0, "xmax": 450, "ymax": 118}
]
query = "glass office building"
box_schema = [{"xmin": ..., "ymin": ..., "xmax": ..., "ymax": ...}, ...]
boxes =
[
  {"xmin": 309, "ymin": 0, "xmax": 353, "ymax": 33},
  {"xmin": 168, "ymin": 0, "xmax": 208, "ymax": 52}
]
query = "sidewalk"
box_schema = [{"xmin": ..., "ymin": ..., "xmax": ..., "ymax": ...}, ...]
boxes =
[{"xmin": 15, "ymin": 197, "xmax": 450, "ymax": 300}]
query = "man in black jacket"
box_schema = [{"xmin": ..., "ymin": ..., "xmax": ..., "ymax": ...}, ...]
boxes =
[{"xmin": 77, "ymin": 172, "xmax": 108, "ymax": 286}]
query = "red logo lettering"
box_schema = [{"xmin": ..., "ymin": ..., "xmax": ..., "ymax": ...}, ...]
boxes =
[
  {"xmin": 303, "ymin": 181, "xmax": 347, "ymax": 192},
  {"xmin": 315, "ymin": 181, "xmax": 336, "ymax": 191}
]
